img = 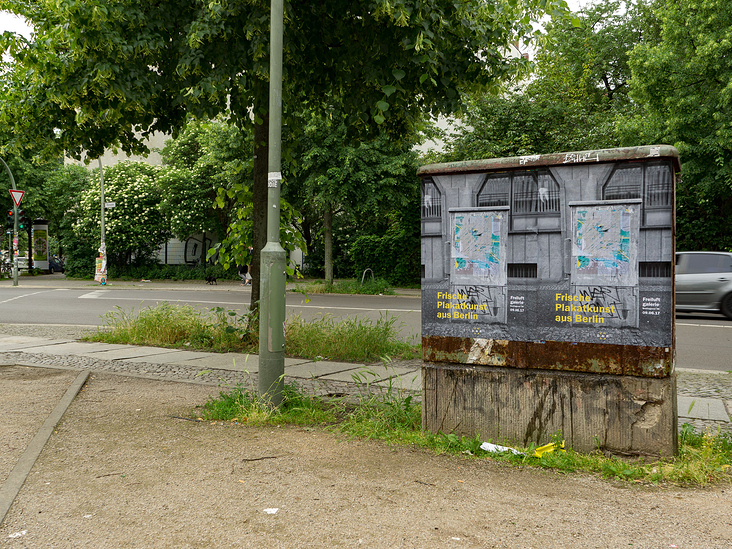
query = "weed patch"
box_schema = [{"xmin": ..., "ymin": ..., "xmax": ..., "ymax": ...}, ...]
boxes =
[
  {"xmin": 198, "ymin": 377, "xmax": 732, "ymax": 487},
  {"xmin": 86, "ymin": 303, "xmax": 258, "ymax": 353},
  {"xmin": 285, "ymin": 313, "xmax": 419, "ymax": 362},
  {"xmin": 86, "ymin": 303, "xmax": 419, "ymax": 362},
  {"xmin": 292, "ymin": 278, "xmax": 394, "ymax": 295}
]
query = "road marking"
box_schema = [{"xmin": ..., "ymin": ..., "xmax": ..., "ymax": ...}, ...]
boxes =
[
  {"xmin": 73, "ymin": 292, "xmax": 420, "ymax": 313},
  {"xmin": 78, "ymin": 290, "xmax": 110, "ymax": 299},
  {"xmin": 677, "ymin": 322, "xmax": 732, "ymax": 329},
  {"xmin": 286, "ymin": 304, "xmax": 421, "ymax": 313},
  {"xmin": 0, "ymin": 290, "xmax": 59, "ymax": 305}
]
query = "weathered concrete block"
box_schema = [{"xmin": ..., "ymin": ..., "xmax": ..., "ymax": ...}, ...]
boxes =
[{"xmin": 422, "ymin": 362, "xmax": 677, "ymax": 457}]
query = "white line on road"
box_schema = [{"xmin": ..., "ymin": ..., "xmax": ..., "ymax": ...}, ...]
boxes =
[
  {"xmin": 0, "ymin": 290, "xmax": 60, "ymax": 305},
  {"xmin": 73, "ymin": 292, "xmax": 420, "ymax": 313},
  {"xmin": 287, "ymin": 304, "xmax": 421, "ymax": 313},
  {"xmin": 677, "ymin": 322, "xmax": 732, "ymax": 329},
  {"xmin": 78, "ymin": 290, "xmax": 110, "ymax": 299}
]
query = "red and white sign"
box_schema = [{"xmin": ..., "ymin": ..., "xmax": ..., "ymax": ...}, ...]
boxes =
[{"xmin": 8, "ymin": 189, "xmax": 25, "ymax": 208}]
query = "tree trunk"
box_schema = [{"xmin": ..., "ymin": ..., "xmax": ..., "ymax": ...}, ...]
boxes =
[
  {"xmin": 251, "ymin": 111, "xmax": 269, "ymax": 312},
  {"xmin": 324, "ymin": 206, "xmax": 333, "ymax": 285}
]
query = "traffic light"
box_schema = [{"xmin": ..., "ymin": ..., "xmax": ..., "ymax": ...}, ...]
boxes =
[
  {"xmin": 5, "ymin": 210, "xmax": 12, "ymax": 229},
  {"xmin": 18, "ymin": 210, "xmax": 28, "ymax": 230}
]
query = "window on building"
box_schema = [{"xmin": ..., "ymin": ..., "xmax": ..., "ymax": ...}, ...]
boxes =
[
  {"xmin": 604, "ymin": 165, "xmax": 642, "ymax": 200},
  {"xmin": 602, "ymin": 161, "xmax": 674, "ymax": 226},
  {"xmin": 477, "ymin": 174, "xmax": 510, "ymax": 207},
  {"xmin": 508, "ymin": 263, "xmax": 538, "ymax": 278},
  {"xmin": 421, "ymin": 177, "xmax": 442, "ymax": 219},
  {"xmin": 477, "ymin": 169, "xmax": 560, "ymax": 231}
]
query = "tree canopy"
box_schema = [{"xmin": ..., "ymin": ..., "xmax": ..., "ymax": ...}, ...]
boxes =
[
  {"xmin": 0, "ymin": 0, "xmax": 568, "ymax": 159},
  {"xmin": 436, "ymin": 0, "xmax": 653, "ymax": 162},
  {"xmin": 623, "ymin": 0, "xmax": 732, "ymax": 251}
]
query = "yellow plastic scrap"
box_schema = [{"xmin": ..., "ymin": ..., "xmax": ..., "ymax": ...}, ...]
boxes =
[{"xmin": 533, "ymin": 440, "xmax": 566, "ymax": 458}]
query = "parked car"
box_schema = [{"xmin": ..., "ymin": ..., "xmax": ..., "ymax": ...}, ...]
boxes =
[
  {"xmin": 48, "ymin": 256, "xmax": 65, "ymax": 274},
  {"xmin": 675, "ymin": 251, "xmax": 732, "ymax": 319}
]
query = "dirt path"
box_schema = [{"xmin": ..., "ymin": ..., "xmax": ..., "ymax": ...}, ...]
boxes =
[{"xmin": 1, "ymin": 371, "xmax": 730, "ymax": 548}]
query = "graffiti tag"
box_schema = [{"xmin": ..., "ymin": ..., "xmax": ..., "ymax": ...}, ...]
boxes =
[{"xmin": 563, "ymin": 152, "xmax": 600, "ymax": 164}]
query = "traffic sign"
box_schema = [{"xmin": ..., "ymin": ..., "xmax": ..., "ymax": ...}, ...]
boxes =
[{"xmin": 8, "ymin": 189, "xmax": 25, "ymax": 208}]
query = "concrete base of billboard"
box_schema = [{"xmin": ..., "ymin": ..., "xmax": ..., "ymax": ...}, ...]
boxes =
[{"xmin": 422, "ymin": 362, "xmax": 677, "ymax": 457}]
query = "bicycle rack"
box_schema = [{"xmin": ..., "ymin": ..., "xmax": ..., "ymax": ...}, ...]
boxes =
[{"xmin": 360, "ymin": 268, "xmax": 375, "ymax": 285}]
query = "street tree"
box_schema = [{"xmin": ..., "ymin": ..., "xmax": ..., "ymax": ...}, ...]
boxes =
[
  {"xmin": 159, "ymin": 118, "xmax": 250, "ymax": 244},
  {"xmin": 0, "ymin": 0, "xmax": 569, "ymax": 307},
  {"xmin": 623, "ymin": 0, "xmax": 732, "ymax": 251},
  {"xmin": 287, "ymin": 110, "xmax": 418, "ymax": 284},
  {"xmin": 438, "ymin": 0, "xmax": 654, "ymax": 161}
]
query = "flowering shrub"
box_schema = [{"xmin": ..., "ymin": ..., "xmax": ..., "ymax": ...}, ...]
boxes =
[{"xmin": 74, "ymin": 162, "xmax": 171, "ymax": 266}]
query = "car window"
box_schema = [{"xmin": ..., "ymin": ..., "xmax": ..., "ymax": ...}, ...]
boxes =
[
  {"xmin": 682, "ymin": 253, "xmax": 726, "ymax": 274},
  {"xmin": 723, "ymin": 255, "xmax": 732, "ymax": 273}
]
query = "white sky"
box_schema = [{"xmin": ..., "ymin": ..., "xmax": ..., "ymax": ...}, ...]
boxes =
[{"xmin": 0, "ymin": 12, "xmax": 31, "ymax": 37}]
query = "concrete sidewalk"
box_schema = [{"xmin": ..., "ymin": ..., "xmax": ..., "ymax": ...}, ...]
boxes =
[
  {"xmin": 0, "ymin": 334, "xmax": 423, "ymax": 393},
  {"xmin": 0, "ymin": 333, "xmax": 729, "ymax": 429}
]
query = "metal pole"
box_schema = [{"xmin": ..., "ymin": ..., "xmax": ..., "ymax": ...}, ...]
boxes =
[
  {"xmin": 98, "ymin": 158, "xmax": 107, "ymax": 285},
  {"xmin": 258, "ymin": 0, "xmax": 286, "ymax": 407},
  {"xmin": 0, "ymin": 157, "xmax": 19, "ymax": 286}
]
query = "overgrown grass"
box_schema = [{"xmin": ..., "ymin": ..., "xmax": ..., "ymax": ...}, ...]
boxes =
[
  {"xmin": 86, "ymin": 303, "xmax": 258, "ymax": 353},
  {"xmin": 285, "ymin": 313, "xmax": 419, "ymax": 362},
  {"xmin": 86, "ymin": 302, "xmax": 420, "ymax": 362},
  {"xmin": 199, "ymin": 382, "xmax": 340, "ymax": 426},
  {"xmin": 292, "ymin": 278, "xmax": 394, "ymax": 295},
  {"xmin": 198, "ymin": 372, "xmax": 732, "ymax": 487}
]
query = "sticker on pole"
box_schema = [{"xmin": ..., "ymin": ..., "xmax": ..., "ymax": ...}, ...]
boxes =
[
  {"xmin": 8, "ymin": 189, "xmax": 24, "ymax": 207},
  {"xmin": 268, "ymin": 172, "xmax": 281, "ymax": 188}
]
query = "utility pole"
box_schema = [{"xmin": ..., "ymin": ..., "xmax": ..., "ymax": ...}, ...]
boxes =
[
  {"xmin": 98, "ymin": 158, "xmax": 107, "ymax": 285},
  {"xmin": 0, "ymin": 157, "xmax": 19, "ymax": 287},
  {"xmin": 258, "ymin": 0, "xmax": 287, "ymax": 406}
]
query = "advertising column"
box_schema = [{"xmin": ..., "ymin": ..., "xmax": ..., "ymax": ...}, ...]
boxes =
[{"xmin": 32, "ymin": 220, "xmax": 50, "ymax": 272}]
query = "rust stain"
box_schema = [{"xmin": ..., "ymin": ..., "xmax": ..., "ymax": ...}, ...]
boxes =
[{"xmin": 423, "ymin": 335, "xmax": 673, "ymax": 378}]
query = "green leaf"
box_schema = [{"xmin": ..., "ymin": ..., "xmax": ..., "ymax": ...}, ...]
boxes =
[
  {"xmin": 392, "ymin": 69, "xmax": 406, "ymax": 81},
  {"xmin": 373, "ymin": 113, "xmax": 385, "ymax": 124},
  {"xmin": 377, "ymin": 100, "xmax": 390, "ymax": 112},
  {"xmin": 382, "ymin": 85, "xmax": 397, "ymax": 97}
]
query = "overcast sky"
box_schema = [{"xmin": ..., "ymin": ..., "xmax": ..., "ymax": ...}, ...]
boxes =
[{"xmin": 0, "ymin": 11, "xmax": 31, "ymax": 37}]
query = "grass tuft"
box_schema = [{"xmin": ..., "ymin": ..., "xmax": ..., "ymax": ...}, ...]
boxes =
[
  {"xmin": 86, "ymin": 303, "xmax": 419, "ymax": 362},
  {"xmin": 285, "ymin": 313, "xmax": 419, "ymax": 362},
  {"xmin": 86, "ymin": 303, "xmax": 258, "ymax": 353},
  {"xmin": 292, "ymin": 278, "xmax": 394, "ymax": 295},
  {"xmin": 197, "ymin": 378, "xmax": 732, "ymax": 487},
  {"xmin": 198, "ymin": 382, "xmax": 339, "ymax": 426}
]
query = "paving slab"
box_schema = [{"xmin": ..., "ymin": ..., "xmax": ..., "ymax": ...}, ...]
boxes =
[
  {"xmin": 123, "ymin": 350, "xmax": 218, "ymax": 364},
  {"xmin": 180, "ymin": 354, "xmax": 311, "ymax": 373},
  {"xmin": 0, "ymin": 338, "xmax": 73, "ymax": 352},
  {"xmin": 375, "ymin": 369, "xmax": 422, "ymax": 393},
  {"xmin": 79, "ymin": 346, "xmax": 181, "ymax": 361},
  {"xmin": 76, "ymin": 343, "xmax": 143, "ymax": 357},
  {"xmin": 2, "ymin": 341, "xmax": 121, "ymax": 356},
  {"xmin": 285, "ymin": 360, "xmax": 361, "ymax": 380},
  {"xmin": 177, "ymin": 353, "xmax": 258, "ymax": 372},
  {"xmin": 321, "ymin": 364, "xmax": 419, "ymax": 384},
  {"xmin": 677, "ymin": 396, "xmax": 730, "ymax": 421}
]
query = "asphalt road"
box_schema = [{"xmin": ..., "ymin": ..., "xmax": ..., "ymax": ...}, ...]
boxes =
[
  {"xmin": 0, "ymin": 275, "xmax": 729, "ymax": 371},
  {"xmin": 0, "ymin": 276, "xmax": 422, "ymax": 343}
]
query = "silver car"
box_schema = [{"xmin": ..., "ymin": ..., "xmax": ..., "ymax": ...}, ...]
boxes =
[{"xmin": 676, "ymin": 251, "xmax": 732, "ymax": 319}]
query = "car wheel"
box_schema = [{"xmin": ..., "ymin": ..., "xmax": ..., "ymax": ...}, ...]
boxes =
[
  {"xmin": 49, "ymin": 267, "xmax": 54, "ymax": 274},
  {"xmin": 721, "ymin": 294, "xmax": 732, "ymax": 320}
]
